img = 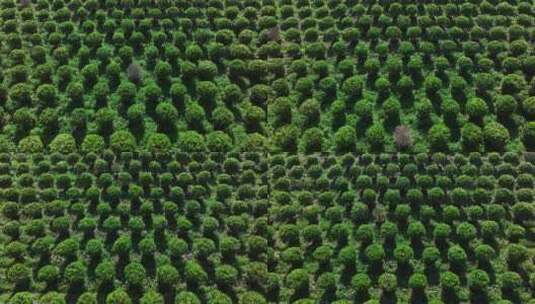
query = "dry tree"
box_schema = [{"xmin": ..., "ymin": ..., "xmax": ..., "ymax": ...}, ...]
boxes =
[
  {"xmin": 394, "ymin": 125, "xmax": 413, "ymax": 150},
  {"xmin": 267, "ymin": 26, "xmax": 281, "ymax": 42},
  {"xmin": 127, "ymin": 62, "xmax": 143, "ymax": 85}
]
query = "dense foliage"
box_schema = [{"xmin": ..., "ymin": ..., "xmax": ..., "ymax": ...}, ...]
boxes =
[
  {"xmin": 0, "ymin": 0, "xmax": 534, "ymax": 302},
  {"xmin": 0, "ymin": 0, "xmax": 533, "ymax": 152},
  {"xmin": 0, "ymin": 151, "xmax": 533, "ymax": 303}
]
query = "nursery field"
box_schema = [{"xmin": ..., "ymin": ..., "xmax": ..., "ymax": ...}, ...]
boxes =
[
  {"xmin": 1, "ymin": 0, "xmax": 535, "ymax": 304},
  {"xmin": 0, "ymin": 0, "xmax": 534, "ymax": 153},
  {"xmin": 0, "ymin": 151, "xmax": 533, "ymax": 303}
]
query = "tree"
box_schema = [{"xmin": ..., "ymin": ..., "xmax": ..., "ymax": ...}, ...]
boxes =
[
  {"xmin": 301, "ymin": 128, "xmax": 323, "ymax": 152},
  {"xmin": 154, "ymin": 61, "xmax": 172, "ymax": 83},
  {"xmin": 379, "ymin": 273, "xmax": 397, "ymax": 293},
  {"xmin": 342, "ymin": 76, "xmax": 364, "ymax": 99},
  {"xmin": 447, "ymin": 245, "xmax": 467, "ymax": 269},
  {"xmin": 286, "ymin": 268, "xmax": 309, "ymax": 293},
  {"xmin": 9, "ymin": 292, "xmax": 35, "ymax": 304},
  {"xmin": 206, "ymin": 131, "xmax": 233, "ymax": 152},
  {"xmin": 139, "ymin": 290, "xmax": 164, "ymax": 304},
  {"xmin": 273, "ymin": 125, "xmax": 300, "ymax": 152},
  {"xmin": 40, "ymin": 292, "xmax": 66, "ymax": 304},
  {"xmin": 505, "ymin": 244, "xmax": 528, "ymax": 267},
  {"xmin": 500, "ymin": 271, "xmax": 522, "ymax": 291},
  {"xmin": 53, "ymin": 238, "xmax": 79, "ymax": 261},
  {"xmin": 175, "ymin": 291, "xmax": 201, "ymax": 304},
  {"xmin": 466, "ymin": 97, "xmax": 489, "ymax": 122},
  {"xmin": 468, "ymin": 269, "xmax": 490, "ymax": 291},
  {"xmin": 238, "ymin": 291, "xmax": 267, "ymax": 304},
  {"xmin": 365, "ymin": 243, "xmax": 385, "ymax": 264},
  {"xmin": 197, "ymin": 81, "xmax": 218, "ymax": 106},
  {"xmin": 352, "ymin": 273, "xmax": 371, "ymax": 296},
  {"xmin": 394, "ymin": 244, "xmax": 414, "ymax": 265},
  {"xmin": 178, "ymin": 131, "xmax": 205, "ymax": 152},
  {"xmin": 409, "ymin": 273, "xmax": 427, "ymax": 290},
  {"xmin": 440, "ymin": 271, "xmax": 460, "ymax": 290},
  {"xmin": 64, "ymin": 261, "xmax": 87, "ymax": 286},
  {"xmin": 366, "ymin": 124, "xmax": 386, "ymax": 151},
  {"xmin": 95, "ymin": 261, "xmax": 115, "ymax": 283},
  {"xmin": 483, "ymin": 122, "xmax": 510, "ymax": 151},
  {"xmin": 428, "ymin": 123, "xmax": 450, "ymax": 151},
  {"xmin": 49, "ymin": 134, "xmax": 77, "ymax": 154},
  {"xmin": 146, "ymin": 133, "xmax": 172, "ymax": 154},
  {"xmin": 106, "ymin": 289, "xmax": 132, "ymax": 304},
  {"xmin": 424, "ymin": 75, "xmax": 442, "ymax": 96},
  {"xmin": 37, "ymin": 265, "xmax": 60, "ymax": 285},
  {"xmin": 36, "ymin": 84, "xmax": 57, "ymax": 106},
  {"xmin": 155, "ymin": 102, "xmax": 178, "ymax": 130},
  {"xmin": 110, "ymin": 130, "xmax": 136, "ymax": 153},
  {"xmin": 6, "ymin": 263, "xmax": 30, "ymax": 287},
  {"xmin": 335, "ymin": 126, "xmax": 356, "ymax": 152},
  {"xmin": 18, "ymin": 135, "xmax": 44, "ymax": 153},
  {"xmin": 125, "ymin": 262, "xmax": 146, "ymax": 287},
  {"xmin": 156, "ymin": 265, "xmax": 179, "ymax": 288},
  {"xmin": 495, "ymin": 95, "xmax": 517, "ymax": 118},
  {"xmin": 81, "ymin": 134, "xmax": 105, "ymax": 153},
  {"xmin": 215, "ymin": 265, "xmax": 239, "ymax": 287},
  {"xmin": 461, "ymin": 123, "xmax": 483, "ymax": 151},
  {"xmin": 184, "ymin": 260, "xmax": 208, "ymax": 286}
]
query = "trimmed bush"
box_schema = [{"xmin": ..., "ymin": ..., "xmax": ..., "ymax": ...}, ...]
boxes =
[
  {"xmin": 428, "ymin": 123, "xmax": 450, "ymax": 151},
  {"xmin": 110, "ymin": 131, "xmax": 136, "ymax": 153},
  {"xmin": 49, "ymin": 134, "xmax": 77, "ymax": 154},
  {"xmin": 178, "ymin": 131, "xmax": 206, "ymax": 152},
  {"xmin": 483, "ymin": 122, "xmax": 510, "ymax": 151},
  {"xmin": 146, "ymin": 133, "xmax": 172, "ymax": 154}
]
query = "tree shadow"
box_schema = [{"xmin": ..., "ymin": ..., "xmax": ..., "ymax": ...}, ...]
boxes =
[
  {"xmin": 502, "ymin": 288, "xmax": 520, "ymax": 303},
  {"xmin": 411, "ymin": 289, "xmax": 428, "ymax": 304},
  {"xmin": 142, "ymin": 254, "xmax": 156, "ymax": 278},
  {"xmin": 319, "ymin": 287, "xmax": 337, "ymax": 304},
  {"xmin": 67, "ymin": 283, "xmax": 85, "ymax": 304},
  {"xmin": 161, "ymin": 289, "xmax": 176, "ymax": 304},
  {"xmin": 411, "ymin": 239, "xmax": 424, "ymax": 259},
  {"xmin": 354, "ymin": 292, "xmax": 370, "ymax": 304},
  {"xmin": 116, "ymin": 255, "xmax": 129, "ymax": 282},
  {"xmin": 340, "ymin": 265, "xmax": 355, "ymax": 286},
  {"xmin": 500, "ymin": 116, "xmax": 520, "ymax": 138},
  {"xmin": 397, "ymin": 264, "xmax": 412, "ymax": 288},
  {"xmin": 97, "ymin": 282, "xmax": 113, "ymax": 304},
  {"xmin": 469, "ymin": 289, "xmax": 487, "ymax": 304},
  {"xmin": 380, "ymin": 291, "xmax": 397, "ymax": 304},
  {"xmin": 289, "ymin": 287, "xmax": 310, "ymax": 303},
  {"xmin": 425, "ymin": 264, "xmax": 439, "ymax": 286},
  {"xmin": 129, "ymin": 122, "xmax": 145, "ymax": 144},
  {"xmin": 442, "ymin": 288, "xmax": 459, "ymax": 304},
  {"xmin": 400, "ymin": 92, "xmax": 414, "ymax": 109}
]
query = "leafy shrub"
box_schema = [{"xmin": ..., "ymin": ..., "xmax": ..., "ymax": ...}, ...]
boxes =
[
  {"xmin": 81, "ymin": 135, "xmax": 105, "ymax": 153},
  {"xmin": 110, "ymin": 131, "xmax": 136, "ymax": 153},
  {"xmin": 483, "ymin": 122, "xmax": 510, "ymax": 151},
  {"xmin": 18, "ymin": 135, "xmax": 44, "ymax": 153},
  {"xmin": 50, "ymin": 134, "xmax": 77, "ymax": 154},
  {"xmin": 466, "ymin": 98, "xmax": 489, "ymax": 122},
  {"xmin": 178, "ymin": 131, "xmax": 205, "ymax": 152},
  {"xmin": 334, "ymin": 126, "xmax": 356, "ymax": 152},
  {"xmin": 428, "ymin": 123, "xmax": 450, "ymax": 151},
  {"xmin": 146, "ymin": 133, "xmax": 172, "ymax": 154}
]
